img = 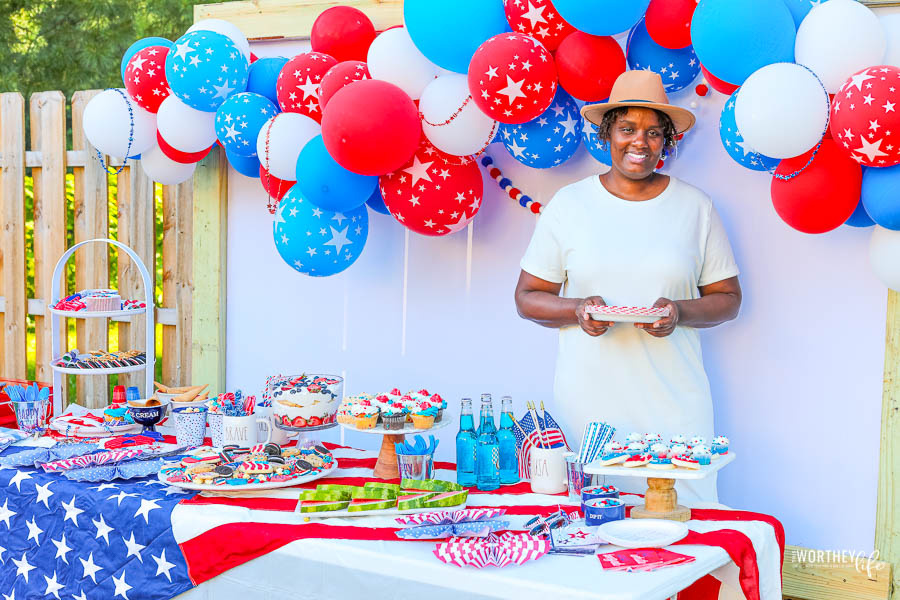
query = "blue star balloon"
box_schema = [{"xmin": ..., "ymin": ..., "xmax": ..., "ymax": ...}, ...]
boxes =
[
  {"xmin": 165, "ymin": 30, "xmax": 249, "ymax": 112},
  {"xmin": 273, "ymin": 184, "xmax": 369, "ymax": 277},
  {"xmin": 215, "ymin": 92, "xmax": 278, "ymax": 157},
  {"xmin": 247, "ymin": 57, "xmax": 288, "ymax": 105},
  {"xmin": 626, "ymin": 19, "xmax": 700, "ymax": 94},
  {"xmin": 365, "ymin": 187, "xmax": 391, "ymax": 215},
  {"xmin": 581, "ymin": 118, "xmax": 611, "ymax": 166},
  {"xmin": 225, "ymin": 150, "xmax": 261, "ymax": 178},
  {"xmin": 719, "ymin": 89, "xmax": 779, "ymax": 172},
  {"xmin": 783, "ymin": 0, "xmax": 832, "ymax": 29},
  {"xmin": 498, "ymin": 89, "xmax": 582, "ymax": 169}
]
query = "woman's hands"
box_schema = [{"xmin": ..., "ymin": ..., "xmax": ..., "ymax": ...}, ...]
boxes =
[
  {"xmin": 635, "ymin": 298, "xmax": 679, "ymax": 337},
  {"xmin": 576, "ymin": 296, "xmax": 615, "ymax": 336}
]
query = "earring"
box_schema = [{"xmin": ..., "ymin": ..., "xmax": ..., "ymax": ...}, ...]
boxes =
[{"xmin": 661, "ymin": 148, "xmax": 669, "ymax": 160}]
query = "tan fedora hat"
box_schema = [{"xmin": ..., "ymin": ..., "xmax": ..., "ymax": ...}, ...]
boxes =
[{"xmin": 580, "ymin": 70, "xmax": 696, "ymax": 134}]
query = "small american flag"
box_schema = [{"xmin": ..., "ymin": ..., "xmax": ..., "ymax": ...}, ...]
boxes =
[{"xmin": 514, "ymin": 410, "xmax": 568, "ymax": 479}]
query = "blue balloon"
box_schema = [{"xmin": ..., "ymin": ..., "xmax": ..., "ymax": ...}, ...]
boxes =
[
  {"xmin": 121, "ymin": 37, "xmax": 172, "ymax": 83},
  {"xmin": 626, "ymin": 20, "xmax": 701, "ymax": 94},
  {"xmin": 782, "ymin": 0, "xmax": 832, "ymax": 29},
  {"xmin": 215, "ymin": 92, "xmax": 278, "ymax": 157},
  {"xmin": 273, "ymin": 185, "xmax": 369, "ymax": 277},
  {"xmin": 581, "ymin": 121, "xmax": 611, "ymax": 166},
  {"xmin": 691, "ymin": 0, "xmax": 795, "ymax": 86},
  {"xmin": 862, "ymin": 164, "xmax": 900, "ymax": 230},
  {"xmin": 499, "ymin": 89, "xmax": 582, "ymax": 169},
  {"xmin": 226, "ymin": 151, "xmax": 261, "ymax": 178},
  {"xmin": 552, "ymin": 0, "xmax": 650, "ymax": 36},
  {"xmin": 296, "ymin": 136, "xmax": 377, "ymax": 212},
  {"xmin": 404, "ymin": 0, "xmax": 509, "ymax": 73},
  {"xmin": 845, "ymin": 198, "xmax": 875, "ymax": 228},
  {"xmin": 365, "ymin": 188, "xmax": 390, "ymax": 215},
  {"xmin": 247, "ymin": 57, "xmax": 288, "ymax": 105},
  {"xmin": 166, "ymin": 30, "xmax": 249, "ymax": 112},
  {"xmin": 719, "ymin": 89, "xmax": 779, "ymax": 172}
]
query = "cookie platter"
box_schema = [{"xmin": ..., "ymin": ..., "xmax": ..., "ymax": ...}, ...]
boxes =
[{"xmin": 158, "ymin": 462, "xmax": 336, "ymax": 491}]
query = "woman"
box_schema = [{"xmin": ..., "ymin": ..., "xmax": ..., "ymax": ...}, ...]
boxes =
[{"xmin": 514, "ymin": 71, "xmax": 741, "ymax": 502}]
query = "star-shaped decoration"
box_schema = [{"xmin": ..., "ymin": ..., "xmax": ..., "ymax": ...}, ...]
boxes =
[
  {"xmin": 332, "ymin": 212, "xmax": 346, "ymax": 225},
  {"xmin": 847, "ymin": 70, "xmax": 876, "ymax": 92},
  {"xmin": 51, "ymin": 533, "xmax": 72, "ymax": 564},
  {"xmin": 297, "ymin": 76, "xmax": 320, "ymax": 100},
  {"xmin": 93, "ymin": 514, "xmax": 114, "ymax": 545},
  {"xmin": 80, "ymin": 552, "xmax": 103, "ymax": 583},
  {"xmin": 559, "ymin": 113, "xmax": 578, "ymax": 137},
  {"xmin": 134, "ymin": 498, "xmax": 162, "ymax": 524},
  {"xmin": 43, "ymin": 571, "xmax": 64, "ymax": 600},
  {"xmin": 72, "ymin": 591, "xmax": 87, "ymax": 600},
  {"xmin": 507, "ymin": 138, "xmax": 527, "ymax": 158},
  {"xmin": 112, "ymin": 570, "xmax": 133, "ymax": 600},
  {"xmin": 153, "ymin": 549, "xmax": 177, "ymax": 582},
  {"xmin": 520, "ymin": 1, "xmax": 548, "ymax": 28},
  {"xmin": 212, "ymin": 81, "xmax": 235, "ymax": 99},
  {"xmin": 324, "ymin": 226, "xmax": 353, "ymax": 255},
  {"xmin": 497, "ymin": 75, "xmax": 527, "ymax": 104},
  {"xmin": 107, "ymin": 490, "xmax": 138, "ymax": 507},
  {"xmin": 402, "ymin": 156, "xmax": 434, "ymax": 186},
  {"xmin": 222, "ymin": 123, "xmax": 240, "ymax": 141},
  {"xmin": 12, "ymin": 552, "xmax": 35, "ymax": 583},
  {"xmin": 0, "ymin": 498, "xmax": 16, "ymax": 528},
  {"xmin": 25, "ymin": 516, "xmax": 43, "ymax": 544},
  {"xmin": 123, "ymin": 532, "xmax": 146, "ymax": 563},
  {"xmin": 172, "ymin": 41, "xmax": 194, "ymax": 61},
  {"xmin": 8, "ymin": 470, "xmax": 32, "ymax": 491}
]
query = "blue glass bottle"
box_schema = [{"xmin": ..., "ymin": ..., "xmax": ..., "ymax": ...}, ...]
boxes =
[
  {"xmin": 498, "ymin": 395, "xmax": 520, "ymax": 485},
  {"xmin": 476, "ymin": 394, "xmax": 500, "ymax": 491},
  {"xmin": 455, "ymin": 398, "xmax": 476, "ymax": 487}
]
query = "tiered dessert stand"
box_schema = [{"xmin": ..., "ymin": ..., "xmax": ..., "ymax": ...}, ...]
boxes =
[{"xmin": 49, "ymin": 238, "xmax": 155, "ymax": 415}]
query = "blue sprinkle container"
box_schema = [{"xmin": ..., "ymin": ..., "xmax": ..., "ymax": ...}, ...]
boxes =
[{"xmin": 583, "ymin": 497, "xmax": 625, "ymax": 526}]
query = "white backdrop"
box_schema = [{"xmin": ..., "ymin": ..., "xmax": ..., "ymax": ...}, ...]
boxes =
[{"xmin": 224, "ymin": 33, "xmax": 889, "ymax": 553}]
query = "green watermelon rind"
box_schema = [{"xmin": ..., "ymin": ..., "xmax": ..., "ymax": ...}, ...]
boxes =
[
  {"xmin": 421, "ymin": 489, "xmax": 468, "ymax": 508},
  {"xmin": 396, "ymin": 491, "xmax": 437, "ymax": 510},
  {"xmin": 299, "ymin": 489, "xmax": 349, "ymax": 502},
  {"xmin": 299, "ymin": 500, "xmax": 351, "ymax": 513},
  {"xmin": 346, "ymin": 498, "xmax": 397, "ymax": 512},
  {"xmin": 400, "ymin": 479, "xmax": 462, "ymax": 493},
  {"xmin": 350, "ymin": 487, "xmax": 397, "ymax": 500},
  {"xmin": 364, "ymin": 482, "xmax": 401, "ymax": 493}
]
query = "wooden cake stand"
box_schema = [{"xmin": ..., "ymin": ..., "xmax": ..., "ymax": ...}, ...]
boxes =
[
  {"xmin": 339, "ymin": 419, "xmax": 451, "ymax": 479},
  {"xmin": 584, "ymin": 452, "xmax": 736, "ymax": 522}
]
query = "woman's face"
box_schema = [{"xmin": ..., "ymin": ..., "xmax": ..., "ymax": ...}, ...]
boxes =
[{"xmin": 606, "ymin": 107, "xmax": 666, "ymax": 180}]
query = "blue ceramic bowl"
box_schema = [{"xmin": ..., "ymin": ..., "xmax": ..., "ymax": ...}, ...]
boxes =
[
  {"xmin": 584, "ymin": 497, "xmax": 625, "ymax": 526},
  {"xmin": 127, "ymin": 399, "xmax": 170, "ymax": 432}
]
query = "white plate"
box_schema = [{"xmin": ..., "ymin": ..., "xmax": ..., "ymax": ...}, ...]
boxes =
[
  {"xmin": 49, "ymin": 307, "xmax": 146, "ymax": 319},
  {"xmin": 338, "ymin": 417, "xmax": 451, "ymax": 436},
  {"xmin": 158, "ymin": 462, "xmax": 336, "ymax": 492},
  {"xmin": 584, "ymin": 452, "xmax": 735, "ymax": 480},
  {"xmin": 598, "ymin": 518, "xmax": 689, "ymax": 548},
  {"xmin": 585, "ymin": 305, "xmax": 669, "ymax": 324}
]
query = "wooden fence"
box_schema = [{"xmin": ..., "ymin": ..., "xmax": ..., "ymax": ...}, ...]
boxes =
[{"xmin": 0, "ymin": 89, "xmax": 193, "ymax": 408}]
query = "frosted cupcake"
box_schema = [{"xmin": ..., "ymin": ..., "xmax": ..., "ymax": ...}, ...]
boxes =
[
  {"xmin": 381, "ymin": 404, "xmax": 408, "ymax": 431},
  {"xmin": 644, "ymin": 433, "xmax": 663, "ymax": 445},
  {"xmin": 670, "ymin": 434, "xmax": 687, "ymax": 446},
  {"xmin": 431, "ymin": 393, "xmax": 446, "ymax": 422},
  {"xmin": 625, "ymin": 432, "xmax": 644, "ymax": 444},
  {"xmin": 691, "ymin": 444, "xmax": 712, "ymax": 466},
  {"xmin": 626, "ymin": 441, "xmax": 647, "ymax": 456},
  {"xmin": 712, "ymin": 436, "xmax": 730, "ymax": 456},
  {"xmin": 350, "ymin": 404, "xmax": 378, "ymax": 430},
  {"xmin": 689, "ymin": 435, "xmax": 706, "ymax": 447},
  {"xmin": 411, "ymin": 405, "xmax": 438, "ymax": 429},
  {"xmin": 669, "ymin": 443, "xmax": 690, "ymax": 458}
]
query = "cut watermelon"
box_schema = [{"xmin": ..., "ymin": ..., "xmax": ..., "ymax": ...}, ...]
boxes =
[
  {"xmin": 421, "ymin": 489, "xmax": 468, "ymax": 508},
  {"xmin": 397, "ymin": 491, "xmax": 437, "ymax": 510},
  {"xmin": 400, "ymin": 479, "xmax": 461, "ymax": 493},
  {"xmin": 299, "ymin": 499, "xmax": 350, "ymax": 513},
  {"xmin": 299, "ymin": 489, "xmax": 348, "ymax": 502},
  {"xmin": 364, "ymin": 481, "xmax": 401, "ymax": 494},
  {"xmin": 351, "ymin": 487, "xmax": 396, "ymax": 500},
  {"xmin": 347, "ymin": 498, "xmax": 396, "ymax": 512}
]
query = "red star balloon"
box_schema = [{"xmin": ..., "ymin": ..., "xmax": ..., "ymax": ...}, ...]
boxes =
[
  {"xmin": 468, "ymin": 33, "xmax": 557, "ymax": 125},
  {"xmin": 831, "ymin": 65, "xmax": 900, "ymax": 167},
  {"xmin": 503, "ymin": 0, "xmax": 574, "ymax": 52},
  {"xmin": 124, "ymin": 46, "xmax": 171, "ymax": 113},
  {"xmin": 318, "ymin": 60, "xmax": 370, "ymax": 110},
  {"xmin": 380, "ymin": 140, "xmax": 484, "ymax": 236},
  {"xmin": 276, "ymin": 51, "xmax": 338, "ymax": 122}
]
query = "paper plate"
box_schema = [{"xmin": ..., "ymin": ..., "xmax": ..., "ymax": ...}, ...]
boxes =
[
  {"xmin": 585, "ymin": 305, "xmax": 669, "ymax": 324},
  {"xmin": 597, "ymin": 518, "xmax": 689, "ymax": 548}
]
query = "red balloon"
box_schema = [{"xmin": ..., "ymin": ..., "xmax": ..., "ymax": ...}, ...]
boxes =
[
  {"xmin": 502, "ymin": 0, "xmax": 575, "ymax": 51},
  {"xmin": 831, "ymin": 66, "xmax": 900, "ymax": 167},
  {"xmin": 259, "ymin": 166, "xmax": 294, "ymax": 201},
  {"xmin": 318, "ymin": 61, "xmax": 370, "ymax": 110},
  {"xmin": 310, "ymin": 6, "xmax": 376, "ymax": 62},
  {"xmin": 157, "ymin": 131, "xmax": 212, "ymax": 164},
  {"xmin": 124, "ymin": 46, "xmax": 170, "ymax": 113},
  {"xmin": 380, "ymin": 140, "xmax": 484, "ymax": 236},
  {"xmin": 555, "ymin": 32, "xmax": 625, "ymax": 101},
  {"xmin": 771, "ymin": 139, "xmax": 861, "ymax": 234},
  {"xmin": 645, "ymin": 0, "xmax": 695, "ymax": 49},
  {"xmin": 700, "ymin": 64, "xmax": 738, "ymax": 95},
  {"xmin": 321, "ymin": 79, "xmax": 421, "ymax": 176},
  {"xmin": 468, "ymin": 33, "xmax": 558, "ymax": 124},
  {"xmin": 276, "ymin": 52, "xmax": 338, "ymax": 122}
]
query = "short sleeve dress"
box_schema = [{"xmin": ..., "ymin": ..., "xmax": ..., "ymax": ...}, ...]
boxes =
[{"xmin": 520, "ymin": 175, "xmax": 739, "ymax": 502}]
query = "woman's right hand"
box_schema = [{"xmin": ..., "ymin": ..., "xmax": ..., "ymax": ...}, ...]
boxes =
[{"xmin": 576, "ymin": 296, "xmax": 614, "ymax": 336}]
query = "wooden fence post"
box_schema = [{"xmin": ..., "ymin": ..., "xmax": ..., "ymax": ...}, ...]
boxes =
[
  {"xmin": 162, "ymin": 181, "xmax": 193, "ymax": 387},
  {"xmin": 71, "ymin": 90, "xmax": 110, "ymax": 407},
  {"xmin": 0, "ymin": 93, "xmax": 27, "ymax": 380},
  {"xmin": 876, "ymin": 288, "xmax": 900, "ymax": 594},
  {"xmin": 30, "ymin": 91, "xmax": 67, "ymax": 392}
]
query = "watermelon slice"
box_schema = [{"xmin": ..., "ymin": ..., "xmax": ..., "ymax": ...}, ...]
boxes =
[
  {"xmin": 400, "ymin": 479, "xmax": 461, "ymax": 493},
  {"xmin": 351, "ymin": 487, "xmax": 396, "ymax": 500},
  {"xmin": 299, "ymin": 499, "xmax": 350, "ymax": 513},
  {"xmin": 299, "ymin": 489, "xmax": 349, "ymax": 502},
  {"xmin": 364, "ymin": 481, "xmax": 401, "ymax": 494},
  {"xmin": 421, "ymin": 489, "xmax": 468, "ymax": 508},
  {"xmin": 397, "ymin": 491, "xmax": 437, "ymax": 510},
  {"xmin": 347, "ymin": 497, "xmax": 396, "ymax": 512}
]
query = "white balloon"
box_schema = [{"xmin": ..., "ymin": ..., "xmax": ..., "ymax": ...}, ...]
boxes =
[
  {"xmin": 187, "ymin": 19, "xmax": 251, "ymax": 60},
  {"xmin": 140, "ymin": 142, "xmax": 196, "ymax": 185},
  {"xmin": 734, "ymin": 63, "xmax": 829, "ymax": 159},
  {"xmin": 156, "ymin": 95, "xmax": 217, "ymax": 153},
  {"xmin": 420, "ymin": 74, "xmax": 497, "ymax": 157},
  {"xmin": 870, "ymin": 225, "xmax": 900, "ymax": 290},
  {"xmin": 796, "ymin": 0, "xmax": 886, "ymax": 93},
  {"xmin": 367, "ymin": 27, "xmax": 439, "ymax": 99},
  {"xmin": 255, "ymin": 112, "xmax": 320, "ymax": 180},
  {"xmin": 83, "ymin": 89, "xmax": 156, "ymax": 157},
  {"xmin": 881, "ymin": 14, "xmax": 900, "ymax": 68}
]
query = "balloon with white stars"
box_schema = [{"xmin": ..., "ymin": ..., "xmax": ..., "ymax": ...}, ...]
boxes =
[
  {"xmin": 719, "ymin": 89, "xmax": 779, "ymax": 172},
  {"xmin": 273, "ymin": 184, "xmax": 369, "ymax": 277},
  {"xmin": 581, "ymin": 117, "xmax": 611, "ymax": 166},
  {"xmin": 499, "ymin": 88, "xmax": 581, "ymax": 168},
  {"xmin": 215, "ymin": 92, "xmax": 278, "ymax": 157},
  {"xmin": 626, "ymin": 19, "xmax": 700, "ymax": 94},
  {"xmin": 165, "ymin": 30, "xmax": 249, "ymax": 112}
]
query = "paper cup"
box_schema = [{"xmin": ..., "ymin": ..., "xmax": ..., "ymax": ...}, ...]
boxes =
[{"xmin": 173, "ymin": 407, "xmax": 207, "ymax": 447}]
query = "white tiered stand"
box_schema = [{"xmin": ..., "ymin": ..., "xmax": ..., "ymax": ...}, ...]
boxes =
[{"xmin": 49, "ymin": 238, "xmax": 155, "ymax": 415}]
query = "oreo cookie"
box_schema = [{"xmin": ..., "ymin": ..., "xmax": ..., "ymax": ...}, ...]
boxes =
[
  {"xmin": 295, "ymin": 460, "xmax": 313, "ymax": 471},
  {"xmin": 214, "ymin": 464, "xmax": 234, "ymax": 477},
  {"xmin": 264, "ymin": 443, "xmax": 281, "ymax": 456},
  {"xmin": 314, "ymin": 444, "xmax": 328, "ymax": 454},
  {"xmin": 269, "ymin": 456, "xmax": 285, "ymax": 465}
]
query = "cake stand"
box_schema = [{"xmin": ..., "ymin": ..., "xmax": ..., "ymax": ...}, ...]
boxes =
[
  {"xmin": 584, "ymin": 453, "xmax": 736, "ymax": 522},
  {"xmin": 339, "ymin": 419, "xmax": 451, "ymax": 479}
]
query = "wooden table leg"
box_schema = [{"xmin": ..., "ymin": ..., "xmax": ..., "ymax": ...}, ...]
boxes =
[
  {"xmin": 630, "ymin": 477, "xmax": 691, "ymax": 522},
  {"xmin": 373, "ymin": 433, "xmax": 404, "ymax": 479}
]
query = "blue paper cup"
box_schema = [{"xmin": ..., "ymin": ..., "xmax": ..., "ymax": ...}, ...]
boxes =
[
  {"xmin": 583, "ymin": 497, "xmax": 625, "ymax": 526},
  {"xmin": 174, "ymin": 407, "xmax": 208, "ymax": 447}
]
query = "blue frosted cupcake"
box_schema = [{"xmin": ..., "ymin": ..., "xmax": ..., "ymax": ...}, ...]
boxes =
[{"xmin": 712, "ymin": 436, "xmax": 730, "ymax": 457}]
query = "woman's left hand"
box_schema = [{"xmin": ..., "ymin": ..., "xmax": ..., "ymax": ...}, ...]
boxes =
[{"xmin": 636, "ymin": 298, "xmax": 679, "ymax": 337}]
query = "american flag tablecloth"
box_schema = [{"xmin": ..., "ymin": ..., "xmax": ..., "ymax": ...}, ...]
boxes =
[{"xmin": 0, "ymin": 443, "xmax": 783, "ymax": 600}]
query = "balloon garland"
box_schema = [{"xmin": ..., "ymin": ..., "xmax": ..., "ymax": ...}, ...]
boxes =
[
  {"xmin": 90, "ymin": 89, "xmax": 135, "ymax": 175},
  {"xmin": 480, "ymin": 155, "xmax": 543, "ymax": 214}
]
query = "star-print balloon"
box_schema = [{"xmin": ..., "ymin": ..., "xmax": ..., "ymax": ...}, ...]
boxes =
[
  {"xmin": 379, "ymin": 140, "xmax": 484, "ymax": 236},
  {"xmin": 502, "ymin": 0, "xmax": 574, "ymax": 52},
  {"xmin": 581, "ymin": 119, "xmax": 612, "ymax": 165},
  {"xmin": 719, "ymin": 89, "xmax": 779, "ymax": 172},
  {"xmin": 273, "ymin": 184, "xmax": 369, "ymax": 277},
  {"xmin": 499, "ymin": 88, "xmax": 581, "ymax": 168},
  {"xmin": 276, "ymin": 52, "xmax": 338, "ymax": 122},
  {"xmin": 318, "ymin": 60, "xmax": 370, "ymax": 110},
  {"xmin": 831, "ymin": 66, "xmax": 900, "ymax": 167},
  {"xmin": 468, "ymin": 32, "xmax": 557, "ymax": 125},
  {"xmin": 124, "ymin": 45, "xmax": 171, "ymax": 113},
  {"xmin": 215, "ymin": 92, "xmax": 279, "ymax": 157},
  {"xmin": 165, "ymin": 30, "xmax": 249, "ymax": 112},
  {"xmin": 625, "ymin": 19, "xmax": 700, "ymax": 94}
]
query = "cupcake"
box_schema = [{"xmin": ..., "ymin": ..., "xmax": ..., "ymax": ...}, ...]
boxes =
[
  {"xmin": 626, "ymin": 441, "xmax": 647, "ymax": 456},
  {"xmin": 691, "ymin": 444, "xmax": 712, "ymax": 466},
  {"xmin": 625, "ymin": 432, "xmax": 644, "ymax": 444},
  {"xmin": 712, "ymin": 436, "xmax": 730, "ymax": 456},
  {"xmin": 669, "ymin": 443, "xmax": 689, "ymax": 458},
  {"xmin": 670, "ymin": 434, "xmax": 687, "ymax": 446},
  {"xmin": 350, "ymin": 404, "xmax": 378, "ymax": 430},
  {"xmin": 430, "ymin": 392, "xmax": 446, "ymax": 422},
  {"xmin": 411, "ymin": 405, "xmax": 438, "ymax": 429},
  {"xmin": 381, "ymin": 404, "xmax": 407, "ymax": 431},
  {"xmin": 649, "ymin": 442, "xmax": 669, "ymax": 456},
  {"xmin": 103, "ymin": 406, "xmax": 132, "ymax": 425},
  {"xmin": 644, "ymin": 433, "xmax": 663, "ymax": 445},
  {"xmin": 597, "ymin": 441, "xmax": 628, "ymax": 466},
  {"xmin": 689, "ymin": 435, "xmax": 706, "ymax": 447}
]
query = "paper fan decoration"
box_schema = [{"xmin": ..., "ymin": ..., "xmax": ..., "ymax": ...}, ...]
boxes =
[
  {"xmin": 434, "ymin": 532, "xmax": 549, "ymax": 568},
  {"xmin": 276, "ymin": 52, "xmax": 338, "ymax": 122}
]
